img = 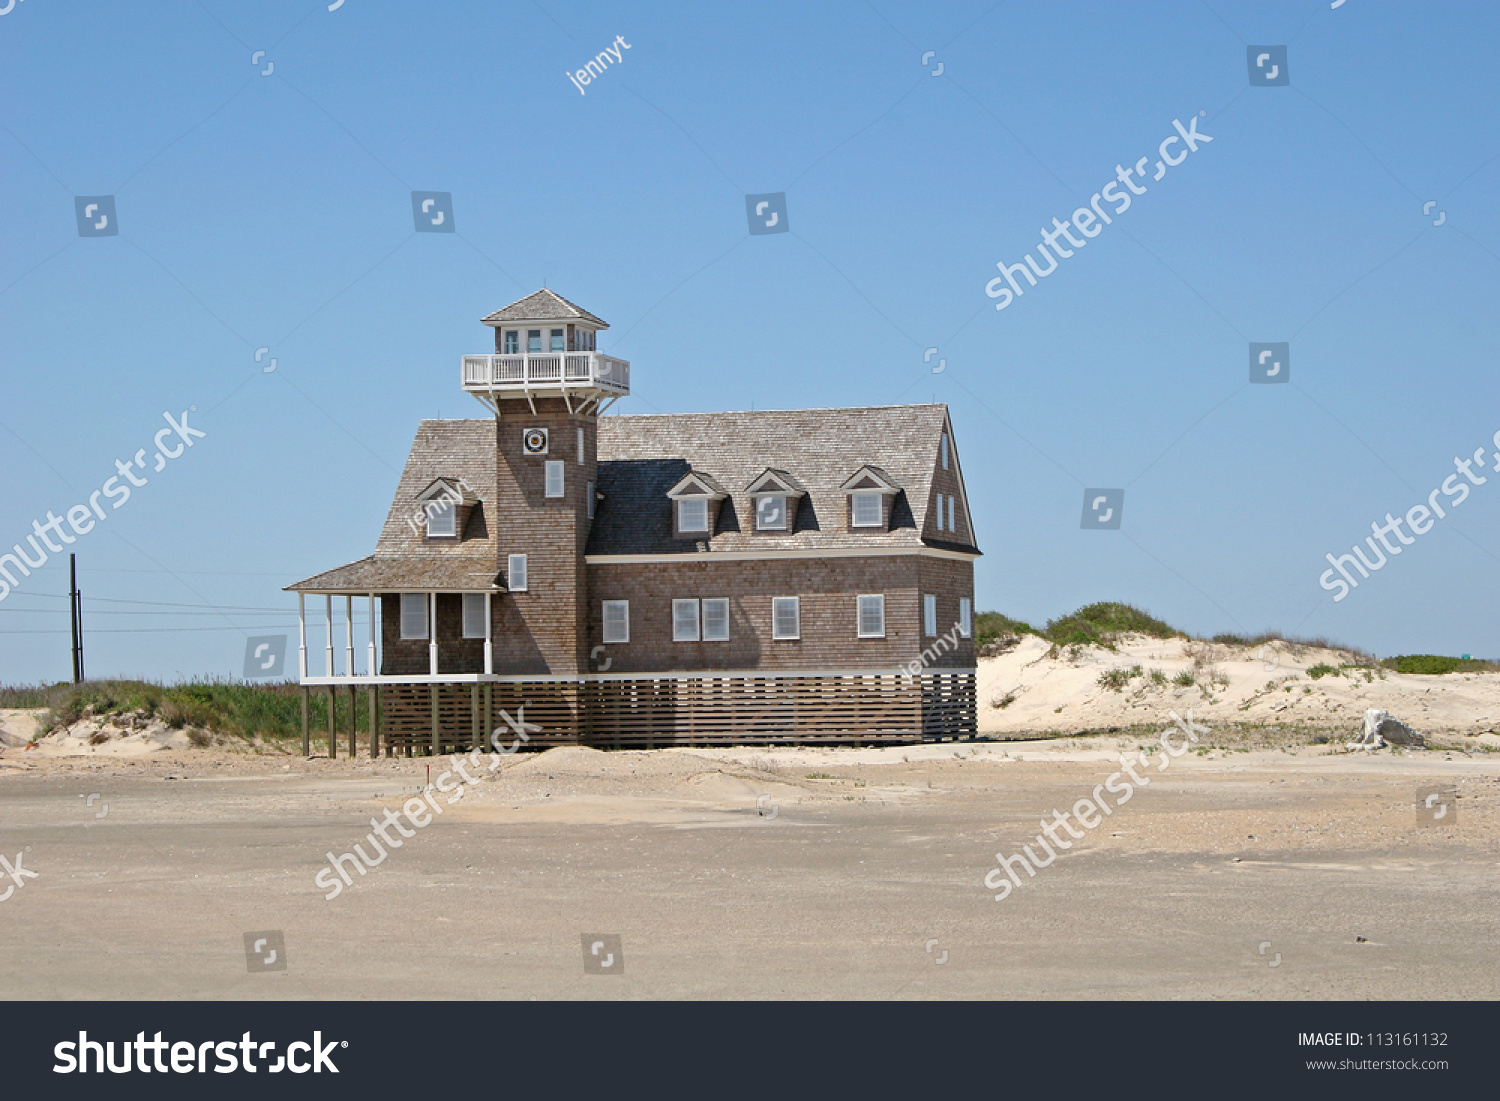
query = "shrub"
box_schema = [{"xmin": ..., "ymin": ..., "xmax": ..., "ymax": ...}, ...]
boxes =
[
  {"xmin": 1045, "ymin": 603, "xmax": 1180, "ymax": 648},
  {"xmin": 1098, "ymin": 665, "xmax": 1143, "ymax": 692},
  {"xmin": 1382, "ymin": 654, "xmax": 1498, "ymax": 675},
  {"xmin": 1306, "ymin": 664, "xmax": 1339, "ymax": 679},
  {"xmin": 1171, "ymin": 671, "xmax": 1195, "ymax": 687},
  {"xmin": 974, "ymin": 611, "xmax": 1037, "ymax": 646}
]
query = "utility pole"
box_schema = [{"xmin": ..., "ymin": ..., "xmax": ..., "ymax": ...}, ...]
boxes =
[{"xmin": 69, "ymin": 553, "xmax": 84, "ymax": 683}]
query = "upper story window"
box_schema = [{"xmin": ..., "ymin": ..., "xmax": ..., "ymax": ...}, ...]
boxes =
[
  {"xmin": 702, "ymin": 598, "xmax": 729, "ymax": 641},
  {"xmin": 507, "ymin": 554, "xmax": 528, "ymax": 592},
  {"xmin": 755, "ymin": 495, "xmax": 787, "ymax": 531},
  {"xmin": 941, "ymin": 432, "xmax": 950, "ymax": 469},
  {"xmin": 576, "ymin": 427, "xmax": 585, "ymax": 465},
  {"xmin": 672, "ymin": 599, "xmax": 700, "ymax": 642},
  {"xmin": 527, "ymin": 329, "xmax": 542, "ymax": 353},
  {"xmin": 602, "ymin": 600, "xmax": 629, "ymax": 644},
  {"xmin": 587, "ymin": 481, "xmax": 596, "ymax": 519},
  {"xmin": 679, "ymin": 497, "xmax": 709, "ymax": 533},
  {"xmin": 504, "ymin": 330, "xmax": 519, "ymax": 354},
  {"xmin": 857, "ymin": 594, "xmax": 886, "ymax": 639},
  {"xmin": 959, "ymin": 598, "xmax": 972, "ymax": 639},
  {"xmin": 851, "ymin": 491, "xmax": 883, "ymax": 527},
  {"xmin": 545, "ymin": 461, "xmax": 565, "ymax": 499},
  {"xmin": 400, "ymin": 593, "xmax": 428, "ymax": 640},
  {"xmin": 425, "ymin": 499, "xmax": 457, "ymax": 537},
  {"xmin": 923, "ymin": 594, "xmax": 937, "ymax": 637},
  {"xmin": 772, "ymin": 596, "xmax": 800, "ymax": 640},
  {"xmin": 550, "ymin": 328, "xmax": 565, "ymax": 352},
  {"xmin": 462, "ymin": 593, "xmax": 487, "ymax": 638}
]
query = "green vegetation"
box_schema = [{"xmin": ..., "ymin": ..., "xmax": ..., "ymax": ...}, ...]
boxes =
[
  {"xmin": 1148, "ymin": 668, "xmax": 1168, "ymax": 686},
  {"xmin": 1171, "ymin": 671, "xmax": 1196, "ymax": 687},
  {"xmin": 804, "ymin": 772, "xmax": 834, "ymax": 780},
  {"xmin": 1382, "ymin": 654, "xmax": 1498, "ymax": 675},
  {"xmin": 1044, "ymin": 603, "xmax": 1180, "ymax": 648},
  {"xmin": 1306, "ymin": 663, "xmax": 1340, "ymax": 679},
  {"xmin": 21, "ymin": 678, "xmax": 359, "ymax": 746},
  {"xmin": 974, "ymin": 611, "xmax": 1037, "ymax": 646},
  {"xmin": 1097, "ymin": 665, "xmax": 1144, "ymax": 692}
]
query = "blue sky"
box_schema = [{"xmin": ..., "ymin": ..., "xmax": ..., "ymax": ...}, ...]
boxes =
[{"xmin": 2, "ymin": 0, "xmax": 1498, "ymax": 683}]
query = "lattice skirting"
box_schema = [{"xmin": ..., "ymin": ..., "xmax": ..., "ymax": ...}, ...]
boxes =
[{"xmin": 374, "ymin": 672, "xmax": 975, "ymax": 753}]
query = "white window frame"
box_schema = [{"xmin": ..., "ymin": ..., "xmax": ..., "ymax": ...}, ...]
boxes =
[
  {"xmin": 959, "ymin": 598, "xmax": 972, "ymax": 639},
  {"xmin": 941, "ymin": 432, "xmax": 950, "ymax": 469},
  {"xmin": 400, "ymin": 593, "xmax": 428, "ymax": 640},
  {"xmin": 851, "ymin": 491, "xmax": 883, "ymax": 527},
  {"xmin": 947, "ymin": 495, "xmax": 956, "ymax": 532},
  {"xmin": 577, "ymin": 426, "xmax": 585, "ymax": 465},
  {"xmin": 425, "ymin": 498, "xmax": 457, "ymax": 538},
  {"xmin": 772, "ymin": 596, "xmax": 800, "ymax": 640},
  {"xmin": 678, "ymin": 497, "xmax": 709, "ymax": 533},
  {"xmin": 587, "ymin": 481, "xmax": 595, "ymax": 519},
  {"xmin": 462, "ymin": 592, "xmax": 487, "ymax": 639},
  {"xmin": 507, "ymin": 553, "xmax": 528, "ymax": 592},
  {"xmin": 923, "ymin": 594, "xmax": 937, "ymax": 637},
  {"xmin": 545, "ymin": 460, "xmax": 565, "ymax": 499},
  {"xmin": 702, "ymin": 597, "xmax": 729, "ymax": 641},
  {"xmin": 602, "ymin": 600, "xmax": 629, "ymax": 644},
  {"xmin": 857, "ymin": 594, "xmax": 886, "ymax": 639},
  {"xmin": 504, "ymin": 329, "xmax": 519, "ymax": 354},
  {"xmin": 934, "ymin": 496, "xmax": 945, "ymax": 532},
  {"xmin": 672, "ymin": 598, "xmax": 701, "ymax": 642},
  {"xmin": 550, "ymin": 328, "xmax": 565, "ymax": 352},
  {"xmin": 756, "ymin": 494, "xmax": 788, "ymax": 531}
]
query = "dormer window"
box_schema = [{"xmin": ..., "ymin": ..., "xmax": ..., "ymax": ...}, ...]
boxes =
[
  {"xmin": 679, "ymin": 497, "xmax": 709, "ymax": 533},
  {"xmin": 426, "ymin": 499, "xmax": 456, "ymax": 537},
  {"xmin": 851, "ymin": 491, "xmax": 882, "ymax": 527},
  {"xmin": 667, "ymin": 471, "xmax": 728, "ymax": 539},
  {"xmin": 839, "ymin": 466, "xmax": 900, "ymax": 533},
  {"xmin": 755, "ymin": 495, "xmax": 786, "ymax": 531},
  {"xmin": 503, "ymin": 330, "xmax": 519, "ymax": 354},
  {"xmin": 745, "ymin": 469, "xmax": 807, "ymax": 534}
]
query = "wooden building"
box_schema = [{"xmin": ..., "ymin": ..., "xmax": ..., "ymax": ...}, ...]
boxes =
[{"xmin": 286, "ymin": 290, "xmax": 980, "ymax": 753}]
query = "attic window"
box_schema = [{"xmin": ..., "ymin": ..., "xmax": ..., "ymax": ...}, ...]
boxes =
[
  {"xmin": 426, "ymin": 499, "xmax": 457, "ymax": 538},
  {"xmin": 679, "ymin": 497, "xmax": 709, "ymax": 533},
  {"xmin": 851, "ymin": 492, "xmax": 883, "ymax": 527},
  {"xmin": 755, "ymin": 495, "xmax": 787, "ymax": 531}
]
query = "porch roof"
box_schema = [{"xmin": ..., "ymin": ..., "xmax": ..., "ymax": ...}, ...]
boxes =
[{"xmin": 286, "ymin": 555, "xmax": 501, "ymax": 593}]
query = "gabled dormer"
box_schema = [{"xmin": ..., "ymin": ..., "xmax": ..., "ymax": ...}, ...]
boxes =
[
  {"xmin": 838, "ymin": 465, "xmax": 901, "ymax": 532},
  {"xmin": 666, "ymin": 471, "xmax": 728, "ymax": 539},
  {"xmin": 745, "ymin": 469, "xmax": 807, "ymax": 533},
  {"xmin": 412, "ymin": 476, "xmax": 480, "ymax": 541}
]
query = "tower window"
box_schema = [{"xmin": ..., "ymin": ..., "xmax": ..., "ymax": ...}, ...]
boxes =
[
  {"xmin": 587, "ymin": 481, "xmax": 595, "ymax": 519},
  {"xmin": 545, "ymin": 461, "xmax": 564, "ymax": 498},
  {"xmin": 577, "ymin": 426, "xmax": 585, "ymax": 465},
  {"xmin": 941, "ymin": 432, "xmax": 950, "ymax": 469},
  {"xmin": 924, "ymin": 594, "xmax": 937, "ymax": 637},
  {"xmin": 959, "ymin": 598, "xmax": 972, "ymax": 638},
  {"xmin": 550, "ymin": 328, "xmax": 565, "ymax": 352},
  {"xmin": 504, "ymin": 330, "xmax": 519, "ymax": 354},
  {"xmin": 527, "ymin": 329, "xmax": 541, "ymax": 353},
  {"xmin": 507, "ymin": 554, "xmax": 528, "ymax": 592}
]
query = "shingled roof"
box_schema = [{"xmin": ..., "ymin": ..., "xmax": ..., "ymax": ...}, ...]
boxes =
[
  {"xmin": 287, "ymin": 404, "xmax": 975, "ymax": 592},
  {"xmin": 589, "ymin": 404, "xmax": 973, "ymax": 556},
  {"xmin": 481, "ymin": 289, "xmax": 608, "ymax": 327}
]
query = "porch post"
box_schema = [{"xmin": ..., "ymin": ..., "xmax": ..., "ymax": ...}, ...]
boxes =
[
  {"xmin": 367, "ymin": 593, "xmax": 378, "ymax": 677},
  {"xmin": 483, "ymin": 590, "xmax": 493, "ymax": 676},
  {"xmin": 344, "ymin": 595, "xmax": 355, "ymax": 676},
  {"xmin": 324, "ymin": 595, "xmax": 335, "ymax": 677},
  {"xmin": 327, "ymin": 684, "xmax": 337, "ymax": 759},
  {"xmin": 369, "ymin": 684, "xmax": 378, "ymax": 758},
  {"xmin": 297, "ymin": 593, "xmax": 308, "ymax": 679},
  {"xmin": 428, "ymin": 591, "xmax": 438, "ymax": 677},
  {"xmin": 347, "ymin": 683, "xmax": 356, "ymax": 757},
  {"xmin": 300, "ymin": 685, "xmax": 309, "ymax": 757}
]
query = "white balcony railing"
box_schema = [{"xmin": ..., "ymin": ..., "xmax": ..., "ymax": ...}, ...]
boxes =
[{"xmin": 461, "ymin": 352, "xmax": 629, "ymax": 393}]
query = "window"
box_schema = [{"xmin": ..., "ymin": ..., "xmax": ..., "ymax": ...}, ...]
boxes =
[
  {"xmin": 504, "ymin": 330, "xmax": 519, "ymax": 354},
  {"xmin": 587, "ymin": 481, "xmax": 595, "ymax": 519},
  {"xmin": 959, "ymin": 598, "xmax": 972, "ymax": 639},
  {"xmin": 463, "ymin": 593, "xmax": 487, "ymax": 639},
  {"xmin": 948, "ymin": 495, "xmax": 957, "ymax": 532},
  {"xmin": 857, "ymin": 594, "xmax": 886, "ymax": 639},
  {"xmin": 576, "ymin": 426, "xmax": 585, "ymax": 465},
  {"xmin": 678, "ymin": 497, "xmax": 709, "ymax": 533},
  {"xmin": 400, "ymin": 593, "xmax": 428, "ymax": 640},
  {"xmin": 772, "ymin": 596, "xmax": 800, "ymax": 640},
  {"xmin": 527, "ymin": 329, "xmax": 541, "ymax": 353},
  {"xmin": 756, "ymin": 495, "xmax": 787, "ymax": 531},
  {"xmin": 550, "ymin": 328, "xmax": 565, "ymax": 352},
  {"xmin": 703, "ymin": 598, "xmax": 729, "ymax": 641},
  {"xmin": 923, "ymin": 594, "xmax": 937, "ymax": 637},
  {"xmin": 545, "ymin": 461, "xmax": 564, "ymax": 498},
  {"xmin": 425, "ymin": 498, "xmax": 456, "ymax": 537},
  {"xmin": 852, "ymin": 491, "xmax": 883, "ymax": 527},
  {"xmin": 933, "ymin": 496, "xmax": 944, "ymax": 533},
  {"xmin": 602, "ymin": 600, "xmax": 629, "ymax": 644},
  {"xmin": 673, "ymin": 599, "xmax": 700, "ymax": 642},
  {"xmin": 941, "ymin": 432, "xmax": 950, "ymax": 469},
  {"xmin": 507, "ymin": 554, "xmax": 528, "ymax": 592}
]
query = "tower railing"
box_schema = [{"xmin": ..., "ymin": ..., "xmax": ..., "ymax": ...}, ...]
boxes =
[{"xmin": 461, "ymin": 351, "xmax": 629, "ymax": 393}]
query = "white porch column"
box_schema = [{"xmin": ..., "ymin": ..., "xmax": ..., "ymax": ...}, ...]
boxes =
[
  {"xmin": 324, "ymin": 595, "xmax": 335, "ymax": 677},
  {"xmin": 367, "ymin": 593, "xmax": 378, "ymax": 677},
  {"xmin": 428, "ymin": 591, "xmax": 439, "ymax": 676},
  {"xmin": 297, "ymin": 593, "xmax": 308, "ymax": 679},
  {"xmin": 344, "ymin": 595, "xmax": 355, "ymax": 676},
  {"xmin": 483, "ymin": 590, "xmax": 493, "ymax": 675}
]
